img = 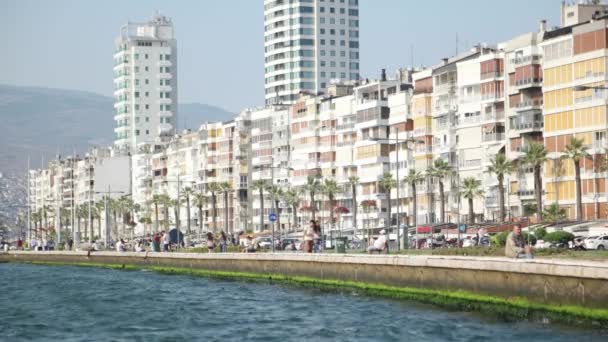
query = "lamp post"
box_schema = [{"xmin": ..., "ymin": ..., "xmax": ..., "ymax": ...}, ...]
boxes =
[
  {"xmin": 370, "ymin": 135, "xmax": 415, "ymax": 250},
  {"xmin": 95, "ymin": 186, "xmax": 124, "ymax": 249},
  {"xmin": 163, "ymin": 176, "xmax": 194, "ymax": 250}
]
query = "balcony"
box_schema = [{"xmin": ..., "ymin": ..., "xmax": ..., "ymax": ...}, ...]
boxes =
[
  {"xmin": 458, "ymin": 115, "xmax": 482, "ymax": 126},
  {"xmin": 511, "ymin": 120, "xmax": 543, "ymax": 131},
  {"xmin": 459, "ymin": 159, "xmax": 482, "ymax": 169},
  {"xmin": 414, "ymin": 146, "xmax": 433, "ymax": 154},
  {"xmin": 480, "ymin": 71, "xmax": 504, "ymax": 80},
  {"xmin": 510, "ymin": 55, "xmax": 541, "ymax": 66},
  {"xmin": 514, "ymin": 77, "xmax": 542, "ymax": 89},
  {"xmin": 515, "ymin": 98, "xmax": 543, "ymax": 111},
  {"xmin": 482, "ymin": 133, "xmax": 505, "ymax": 143},
  {"xmin": 483, "ymin": 111, "xmax": 505, "ymax": 122},
  {"xmin": 481, "ymin": 92, "xmax": 504, "ymax": 102},
  {"xmin": 413, "ymin": 127, "xmax": 432, "ymax": 136}
]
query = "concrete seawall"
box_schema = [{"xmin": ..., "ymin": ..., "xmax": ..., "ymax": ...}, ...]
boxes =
[{"xmin": 2, "ymin": 251, "xmax": 608, "ymax": 309}]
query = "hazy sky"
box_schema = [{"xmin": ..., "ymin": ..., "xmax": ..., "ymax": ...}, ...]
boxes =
[{"xmin": 1, "ymin": 0, "xmax": 561, "ymax": 112}]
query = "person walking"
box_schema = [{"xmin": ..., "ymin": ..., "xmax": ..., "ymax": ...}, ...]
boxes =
[
  {"xmin": 206, "ymin": 232, "xmax": 216, "ymax": 253},
  {"xmin": 67, "ymin": 239, "xmax": 73, "ymax": 251},
  {"xmin": 219, "ymin": 231, "xmax": 228, "ymax": 252},
  {"xmin": 303, "ymin": 220, "xmax": 315, "ymax": 253},
  {"xmin": 153, "ymin": 233, "xmax": 161, "ymax": 252},
  {"xmin": 313, "ymin": 221, "xmax": 322, "ymax": 253},
  {"xmin": 162, "ymin": 231, "xmax": 170, "ymax": 252}
]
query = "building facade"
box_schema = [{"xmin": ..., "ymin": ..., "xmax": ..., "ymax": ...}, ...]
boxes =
[{"xmin": 263, "ymin": 0, "xmax": 360, "ymax": 105}]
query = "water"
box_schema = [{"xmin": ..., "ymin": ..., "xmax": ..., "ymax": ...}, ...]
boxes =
[{"xmin": 0, "ymin": 263, "xmax": 605, "ymax": 342}]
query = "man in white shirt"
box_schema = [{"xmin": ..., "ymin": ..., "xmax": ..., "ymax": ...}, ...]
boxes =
[
  {"xmin": 116, "ymin": 239, "xmax": 125, "ymax": 252},
  {"xmin": 162, "ymin": 232, "xmax": 170, "ymax": 252},
  {"xmin": 367, "ymin": 230, "xmax": 388, "ymax": 254}
]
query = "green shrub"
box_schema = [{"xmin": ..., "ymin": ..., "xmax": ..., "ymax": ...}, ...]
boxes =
[
  {"xmin": 544, "ymin": 231, "xmax": 574, "ymax": 244},
  {"xmin": 534, "ymin": 227, "xmax": 547, "ymax": 240}
]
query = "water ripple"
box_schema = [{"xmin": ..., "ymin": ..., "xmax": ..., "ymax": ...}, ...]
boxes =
[{"xmin": 0, "ymin": 263, "xmax": 606, "ymax": 342}]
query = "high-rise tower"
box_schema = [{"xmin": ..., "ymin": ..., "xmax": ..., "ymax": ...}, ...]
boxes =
[
  {"xmin": 113, "ymin": 14, "xmax": 178, "ymax": 151},
  {"xmin": 264, "ymin": 0, "xmax": 360, "ymax": 105}
]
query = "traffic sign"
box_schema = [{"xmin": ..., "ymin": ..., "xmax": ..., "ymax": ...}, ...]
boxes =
[
  {"xmin": 458, "ymin": 224, "xmax": 466, "ymax": 232},
  {"xmin": 269, "ymin": 213, "xmax": 277, "ymax": 222}
]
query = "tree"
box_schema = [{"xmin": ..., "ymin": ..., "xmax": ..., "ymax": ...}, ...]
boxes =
[
  {"xmin": 404, "ymin": 169, "xmax": 424, "ymax": 228},
  {"xmin": 428, "ymin": 159, "xmax": 453, "ymax": 223},
  {"xmin": 461, "ymin": 177, "xmax": 483, "ymax": 225},
  {"xmin": 119, "ymin": 196, "xmax": 135, "ymax": 237},
  {"xmin": 193, "ymin": 192, "xmax": 206, "ymax": 237},
  {"xmin": 170, "ymin": 198, "xmax": 180, "ymax": 231},
  {"xmin": 267, "ymin": 184, "xmax": 284, "ymax": 234},
  {"xmin": 283, "ymin": 188, "xmax": 301, "ymax": 231},
  {"xmin": 304, "ymin": 175, "xmax": 323, "ymax": 221},
  {"xmin": 348, "ymin": 176, "xmax": 359, "ymax": 230},
  {"xmin": 95, "ymin": 200, "xmax": 105, "ymax": 238},
  {"xmin": 150, "ymin": 195, "xmax": 163, "ymax": 232},
  {"xmin": 207, "ymin": 182, "xmax": 222, "ymax": 233},
  {"xmin": 562, "ymin": 137, "xmax": 589, "ymax": 222},
  {"xmin": 542, "ymin": 203, "xmax": 567, "ymax": 224},
  {"xmin": 522, "ymin": 142, "xmax": 548, "ymax": 222},
  {"xmin": 322, "ymin": 178, "xmax": 340, "ymax": 230},
  {"xmin": 379, "ymin": 172, "xmax": 397, "ymax": 231},
  {"xmin": 252, "ymin": 180, "xmax": 267, "ymax": 232},
  {"xmin": 181, "ymin": 187, "xmax": 195, "ymax": 235},
  {"xmin": 219, "ymin": 182, "xmax": 232, "ymax": 233},
  {"xmin": 487, "ymin": 153, "xmax": 515, "ymax": 222}
]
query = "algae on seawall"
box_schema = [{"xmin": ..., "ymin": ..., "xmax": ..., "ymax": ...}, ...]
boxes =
[{"xmin": 22, "ymin": 260, "xmax": 608, "ymax": 329}]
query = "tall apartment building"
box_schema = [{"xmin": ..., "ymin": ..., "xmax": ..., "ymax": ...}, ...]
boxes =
[
  {"xmin": 264, "ymin": 0, "xmax": 360, "ymax": 105},
  {"xmin": 541, "ymin": 12, "xmax": 608, "ymax": 220},
  {"xmin": 113, "ymin": 14, "xmax": 178, "ymax": 151}
]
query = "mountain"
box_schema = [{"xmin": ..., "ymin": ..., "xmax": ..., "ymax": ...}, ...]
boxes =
[{"xmin": 0, "ymin": 84, "xmax": 234, "ymax": 173}]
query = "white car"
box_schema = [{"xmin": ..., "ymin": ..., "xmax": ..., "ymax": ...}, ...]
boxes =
[
  {"xmin": 584, "ymin": 235, "xmax": 608, "ymax": 250},
  {"xmin": 255, "ymin": 237, "xmax": 272, "ymax": 249}
]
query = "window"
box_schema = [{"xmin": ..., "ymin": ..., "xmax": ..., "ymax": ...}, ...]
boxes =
[
  {"xmin": 340, "ymin": 19, "xmax": 345, "ymax": 25},
  {"xmin": 145, "ymin": 54, "xmax": 148, "ymax": 59},
  {"xmin": 349, "ymin": 41, "xmax": 359, "ymax": 48},
  {"xmin": 331, "ymin": 72, "xmax": 336, "ymax": 78},
  {"xmin": 145, "ymin": 79, "xmax": 149, "ymax": 85},
  {"xmin": 145, "ymin": 117, "xmax": 149, "ymax": 122},
  {"xmin": 134, "ymin": 54, "xmax": 139, "ymax": 60},
  {"xmin": 330, "ymin": 18, "xmax": 335, "ymax": 24},
  {"xmin": 165, "ymin": 54, "xmax": 170, "ymax": 60},
  {"xmin": 145, "ymin": 92, "xmax": 149, "ymax": 97},
  {"xmin": 330, "ymin": 29, "xmax": 335, "ymax": 35},
  {"xmin": 320, "ymin": 17, "xmax": 325, "ymax": 24},
  {"xmin": 321, "ymin": 72, "xmax": 326, "ymax": 77},
  {"xmin": 134, "ymin": 66, "xmax": 139, "ymax": 73},
  {"xmin": 340, "ymin": 61, "xmax": 346, "ymax": 67},
  {"xmin": 330, "ymin": 39, "xmax": 336, "ymax": 46},
  {"xmin": 330, "ymin": 7, "xmax": 335, "ymax": 13},
  {"xmin": 145, "ymin": 104, "xmax": 149, "ymax": 110},
  {"xmin": 320, "ymin": 50, "xmax": 326, "ymax": 56},
  {"xmin": 135, "ymin": 129, "xmax": 140, "ymax": 136},
  {"xmin": 341, "ymin": 72, "xmax": 346, "ymax": 78},
  {"xmin": 135, "ymin": 104, "xmax": 140, "ymax": 110},
  {"xmin": 340, "ymin": 40, "xmax": 345, "ymax": 46},
  {"xmin": 340, "ymin": 51, "xmax": 346, "ymax": 57},
  {"xmin": 135, "ymin": 92, "xmax": 140, "ymax": 98},
  {"xmin": 320, "ymin": 60, "xmax": 326, "ymax": 67},
  {"xmin": 340, "ymin": 8, "xmax": 345, "ymax": 14},
  {"xmin": 146, "ymin": 130, "xmax": 149, "ymax": 135},
  {"xmin": 135, "ymin": 79, "xmax": 139, "ymax": 86},
  {"xmin": 320, "ymin": 39, "xmax": 325, "ymax": 45},
  {"xmin": 320, "ymin": 6, "xmax": 325, "ymax": 12},
  {"xmin": 330, "ymin": 50, "xmax": 336, "ymax": 56},
  {"xmin": 145, "ymin": 66, "xmax": 149, "ymax": 72},
  {"xmin": 320, "ymin": 28, "xmax": 325, "ymax": 34},
  {"xmin": 321, "ymin": 82, "xmax": 326, "ymax": 89},
  {"xmin": 330, "ymin": 61, "xmax": 336, "ymax": 67},
  {"xmin": 350, "ymin": 30, "xmax": 359, "ymax": 38}
]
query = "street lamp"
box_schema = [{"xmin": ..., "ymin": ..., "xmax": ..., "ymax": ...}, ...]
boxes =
[
  {"xmin": 370, "ymin": 135, "xmax": 415, "ymax": 251},
  {"xmin": 95, "ymin": 186, "xmax": 124, "ymax": 249},
  {"xmin": 162, "ymin": 176, "xmax": 194, "ymax": 250}
]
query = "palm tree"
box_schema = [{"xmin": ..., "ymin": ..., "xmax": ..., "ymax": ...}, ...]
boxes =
[
  {"xmin": 219, "ymin": 182, "xmax": 232, "ymax": 233},
  {"xmin": 304, "ymin": 175, "xmax": 323, "ymax": 221},
  {"xmin": 404, "ymin": 169, "xmax": 424, "ymax": 228},
  {"xmin": 252, "ymin": 180, "xmax": 267, "ymax": 232},
  {"xmin": 562, "ymin": 137, "xmax": 589, "ymax": 222},
  {"xmin": 207, "ymin": 182, "xmax": 222, "ymax": 233},
  {"xmin": 170, "ymin": 198, "xmax": 180, "ymax": 231},
  {"xmin": 522, "ymin": 142, "xmax": 548, "ymax": 222},
  {"xmin": 348, "ymin": 176, "xmax": 359, "ymax": 230},
  {"xmin": 119, "ymin": 196, "xmax": 135, "ymax": 237},
  {"xmin": 283, "ymin": 188, "xmax": 301, "ymax": 231},
  {"xmin": 180, "ymin": 187, "xmax": 195, "ymax": 235},
  {"xmin": 322, "ymin": 179, "xmax": 341, "ymax": 232},
  {"xmin": 95, "ymin": 200, "xmax": 105, "ymax": 238},
  {"xmin": 193, "ymin": 192, "xmax": 206, "ymax": 237},
  {"xmin": 150, "ymin": 195, "xmax": 163, "ymax": 232},
  {"xmin": 428, "ymin": 158, "xmax": 453, "ymax": 223},
  {"xmin": 267, "ymin": 184, "xmax": 284, "ymax": 234},
  {"xmin": 31, "ymin": 212, "xmax": 40, "ymax": 239},
  {"xmin": 461, "ymin": 177, "xmax": 484, "ymax": 225},
  {"xmin": 542, "ymin": 203, "xmax": 568, "ymax": 224},
  {"xmin": 379, "ymin": 172, "xmax": 397, "ymax": 232},
  {"xmin": 487, "ymin": 153, "xmax": 515, "ymax": 222},
  {"xmin": 159, "ymin": 194, "xmax": 172, "ymax": 231}
]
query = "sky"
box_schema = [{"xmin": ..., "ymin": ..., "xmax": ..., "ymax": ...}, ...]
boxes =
[{"xmin": 0, "ymin": 0, "xmax": 561, "ymax": 112}]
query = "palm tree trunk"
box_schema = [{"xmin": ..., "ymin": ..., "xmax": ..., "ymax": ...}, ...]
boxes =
[
  {"xmin": 292, "ymin": 204, "xmax": 297, "ymax": 231},
  {"xmin": 468, "ymin": 198, "xmax": 474, "ymax": 224},
  {"xmin": 259, "ymin": 190, "xmax": 264, "ymax": 232},
  {"xmin": 439, "ymin": 180, "xmax": 445, "ymax": 223},
  {"xmin": 412, "ymin": 184, "xmax": 417, "ymax": 227},
  {"xmin": 154, "ymin": 204, "xmax": 159, "ymax": 232},
  {"xmin": 534, "ymin": 165, "xmax": 543, "ymax": 222},
  {"xmin": 574, "ymin": 160, "xmax": 582, "ymax": 221},
  {"xmin": 310, "ymin": 193, "xmax": 316, "ymax": 221},
  {"xmin": 386, "ymin": 193, "xmax": 392, "ymax": 231},
  {"xmin": 224, "ymin": 191, "xmax": 229, "ymax": 233},
  {"xmin": 186, "ymin": 197, "xmax": 191, "ymax": 234},
  {"xmin": 198, "ymin": 205, "xmax": 203, "ymax": 236},
  {"xmin": 212, "ymin": 193, "xmax": 217, "ymax": 233},
  {"xmin": 498, "ymin": 175, "xmax": 505, "ymax": 222},
  {"xmin": 352, "ymin": 185, "xmax": 357, "ymax": 230}
]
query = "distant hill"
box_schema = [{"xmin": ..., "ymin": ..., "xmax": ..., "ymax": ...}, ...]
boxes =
[{"xmin": 0, "ymin": 85, "xmax": 234, "ymax": 173}]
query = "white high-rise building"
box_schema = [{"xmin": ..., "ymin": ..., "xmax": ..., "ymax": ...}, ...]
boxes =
[
  {"xmin": 113, "ymin": 14, "xmax": 178, "ymax": 152},
  {"xmin": 264, "ymin": 0, "xmax": 360, "ymax": 105}
]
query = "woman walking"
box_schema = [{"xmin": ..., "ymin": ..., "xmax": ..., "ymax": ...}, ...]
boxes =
[
  {"xmin": 206, "ymin": 232, "xmax": 216, "ymax": 253},
  {"xmin": 219, "ymin": 231, "xmax": 228, "ymax": 252},
  {"xmin": 303, "ymin": 220, "xmax": 315, "ymax": 253},
  {"xmin": 313, "ymin": 221, "xmax": 322, "ymax": 253}
]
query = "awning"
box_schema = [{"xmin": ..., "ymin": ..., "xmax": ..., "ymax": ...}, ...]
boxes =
[{"xmin": 416, "ymin": 226, "xmax": 432, "ymax": 233}]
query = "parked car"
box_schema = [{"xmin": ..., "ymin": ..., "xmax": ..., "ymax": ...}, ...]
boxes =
[
  {"xmin": 584, "ymin": 235, "xmax": 608, "ymax": 250},
  {"xmin": 281, "ymin": 238, "xmax": 301, "ymax": 251},
  {"xmin": 255, "ymin": 237, "xmax": 272, "ymax": 249}
]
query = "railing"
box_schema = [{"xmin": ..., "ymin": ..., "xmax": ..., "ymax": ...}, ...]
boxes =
[
  {"xmin": 413, "ymin": 127, "xmax": 432, "ymax": 136},
  {"xmin": 480, "ymin": 71, "xmax": 503, "ymax": 80},
  {"xmin": 515, "ymin": 78, "xmax": 542, "ymax": 87},
  {"xmin": 414, "ymin": 146, "xmax": 433, "ymax": 154},
  {"xmin": 483, "ymin": 111, "xmax": 505, "ymax": 122},
  {"xmin": 516, "ymin": 98, "xmax": 543, "ymax": 108},
  {"xmin": 513, "ymin": 190, "xmax": 535, "ymax": 197},
  {"xmin": 459, "ymin": 159, "xmax": 481, "ymax": 168},
  {"xmin": 458, "ymin": 115, "xmax": 481, "ymax": 125},
  {"xmin": 482, "ymin": 133, "xmax": 505, "ymax": 142},
  {"xmin": 511, "ymin": 121, "xmax": 543, "ymax": 130},
  {"xmin": 481, "ymin": 92, "xmax": 504, "ymax": 101},
  {"xmin": 511, "ymin": 55, "xmax": 541, "ymax": 65},
  {"xmin": 335, "ymin": 123, "xmax": 355, "ymax": 131}
]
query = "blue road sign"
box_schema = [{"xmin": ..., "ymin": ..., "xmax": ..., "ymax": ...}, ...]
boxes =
[
  {"xmin": 269, "ymin": 213, "xmax": 277, "ymax": 222},
  {"xmin": 458, "ymin": 224, "xmax": 466, "ymax": 232}
]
